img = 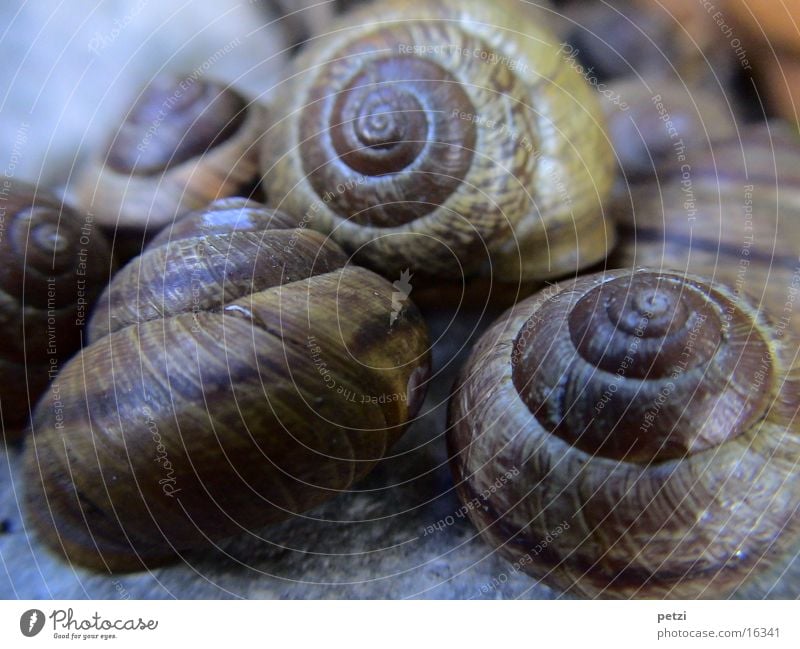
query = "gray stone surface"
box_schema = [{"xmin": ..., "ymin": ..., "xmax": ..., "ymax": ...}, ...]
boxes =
[{"xmin": 1, "ymin": 308, "xmax": 798, "ymax": 599}]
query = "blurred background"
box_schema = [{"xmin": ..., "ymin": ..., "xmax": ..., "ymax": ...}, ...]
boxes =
[{"xmin": 1, "ymin": 0, "xmax": 799, "ymax": 599}]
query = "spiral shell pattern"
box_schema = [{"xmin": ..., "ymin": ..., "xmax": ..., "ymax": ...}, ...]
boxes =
[{"xmin": 449, "ymin": 268, "xmax": 800, "ymax": 598}]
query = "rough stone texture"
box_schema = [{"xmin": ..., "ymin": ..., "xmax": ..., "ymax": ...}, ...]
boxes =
[{"xmin": 2, "ymin": 307, "xmax": 799, "ymax": 599}]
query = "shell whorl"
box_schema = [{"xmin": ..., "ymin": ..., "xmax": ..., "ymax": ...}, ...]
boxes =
[
  {"xmin": 0, "ymin": 183, "xmax": 108, "ymax": 312},
  {"xmin": 107, "ymin": 75, "xmax": 247, "ymax": 176},
  {"xmin": 300, "ymin": 48, "xmax": 479, "ymax": 228},
  {"xmin": 449, "ymin": 268, "xmax": 800, "ymax": 598},
  {"xmin": 77, "ymin": 75, "xmax": 265, "ymax": 231},
  {"xmin": 262, "ymin": 0, "xmax": 614, "ymax": 281},
  {"xmin": 0, "ymin": 182, "xmax": 111, "ymax": 435},
  {"xmin": 512, "ymin": 271, "xmax": 772, "ymax": 462},
  {"xmin": 0, "ymin": 182, "xmax": 111, "ymax": 359}
]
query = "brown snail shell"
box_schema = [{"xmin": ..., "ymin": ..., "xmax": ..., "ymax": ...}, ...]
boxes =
[
  {"xmin": 261, "ymin": 0, "xmax": 615, "ymax": 283},
  {"xmin": 610, "ymin": 123, "xmax": 800, "ymax": 333},
  {"xmin": 76, "ymin": 74, "xmax": 265, "ymax": 250},
  {"xmin": 558, "ymin": 0, "xmax": 735, "ymax": 86},
  {"xmin": 25, "ymin": 198, "xmax": 431, "ymax": 572},
  {"xmin": 0, "ymin": 181, "xmax": 111, "ymax": 440},
  {"xmin": 604, "ymin": 77, "xmax": 735, "ymax": 182},
  {"xmin": 448, "ymin": 268, "xmax": 800, "ymax": 598}
]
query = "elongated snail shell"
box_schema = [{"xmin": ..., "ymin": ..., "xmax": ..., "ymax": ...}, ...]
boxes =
[
  {"xmin": 25, "ymin": 198, "xmax": 430, "ymax": 572},
  {"xmin": 261, "ymin": 0, "xmax": 615, "ymax": 283},
  {"xmin": 448, "ymin": 268, "xmax": 800, "ymax": 598},
  {"xmin": 0, "ymin": 181, "xmax": 111, "ymax": 439}
]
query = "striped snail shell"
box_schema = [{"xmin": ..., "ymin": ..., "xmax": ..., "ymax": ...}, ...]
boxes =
[
  {"xmin": 449, "ymin": 268, "xmax": 800, "ymax": 598},
  {"xmin": 261, "ymin": 0, "xmax": 615, "ymax": 283}
]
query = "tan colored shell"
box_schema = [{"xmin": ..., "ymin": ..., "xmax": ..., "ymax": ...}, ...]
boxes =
[
  {"xmin": 0, "ymin": 181, "xmax": 111, "ymax": 439},
  {"xmin": 610, "ymin": 124, "xmax": 800, "ymax": 334},
  {"xmin": 25, "ymin": 199, "xmax": 430, "ymax": 572},
  {"xmin": 448, "ymin": 268, "xmax": 800, "ymax": 598},
  {"xmin": 261, "ymin": 0, "xmax": 615, "ymax": 282},
  {"xmin": 77, "ymin": 75, "xmax": 265, "ymax": 233}
]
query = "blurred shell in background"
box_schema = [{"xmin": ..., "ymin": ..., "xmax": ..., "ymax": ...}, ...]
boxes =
[
  {"xmin": 553, "ymin": 0, "xmax": 735, "ymax": 86},
  {"xmin": 73, "ymin": 74, "xmax": 268, "ymax": 262},
  {"xmin": 0, "ymin": 182, "xmax": 112, "ymax": 441},
  {"xmin": 610, "ymin": 123, "xmax": 800, "ymax": 333},
  {"xmin": 723, "ymin": 0, "xmax": 800, "ymax": 123},
  {"xmin": 604, "ymin": 76, "xmax": 736, "ymax": 183}
]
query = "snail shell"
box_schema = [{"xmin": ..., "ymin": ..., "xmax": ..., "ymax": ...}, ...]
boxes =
[
  {"xmin": 261, "ymin": 0, "xmax": 615, "ymax": 282},
  {"xmin": 559, "ymin": 0, "xmax": 735, "ymax": 86},
  {"xmin": 610, "ymin": 123, "xmax": 800, "ymax": 333},
  {"xmin": 0, "ymin": 181, "xmax": 111, "ymax": 438},
  {"xmin": 448, "ymin": 268, "xmax": 800, "ymax": 598},
  {"xmin": 25, "ymin": 198, "xmax": 430, "ymax": 571},
  {"xmin": 76, "ymin": 74, "xmax": 265, "ymax": 237},
  {"xmin": 723, "ymin": 0, "xmax": 800, "ymax": 122}
]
